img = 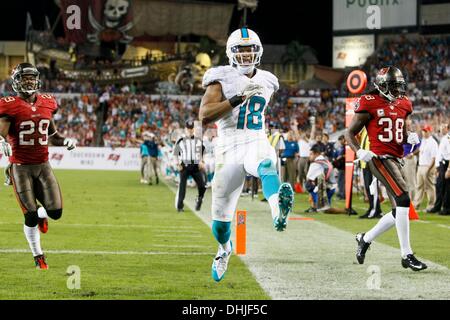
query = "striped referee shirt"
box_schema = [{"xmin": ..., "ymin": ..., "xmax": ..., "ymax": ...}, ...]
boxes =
[{"xmin": 174, "ymin": 136, "xmax": 205, "ymax": 165}]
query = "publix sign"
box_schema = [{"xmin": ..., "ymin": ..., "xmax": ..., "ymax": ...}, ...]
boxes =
[
  {"xmin": 346, "ymin": 0, "xmax": 400, "ymax": 8},
  {"xmin": 333, "ymin": 0, "xmax": 417, "ymax": 31}
]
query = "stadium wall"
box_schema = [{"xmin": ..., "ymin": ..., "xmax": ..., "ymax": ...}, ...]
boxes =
[{"xmin": 0, "ymin": 147, "xmax": 141, "ymax": 171}]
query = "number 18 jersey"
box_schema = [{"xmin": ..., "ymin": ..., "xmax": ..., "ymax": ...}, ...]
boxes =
[
  {"xmin": 354, "ymin": 94, "xmax": 412, "ymax": 158},
  {"xmin": 202, "ymin": 66, "xmax": 279, "ymax": 138},
  {"xmin": 0, "ymin": 94, "xmax": 58, "ymax": 164}
]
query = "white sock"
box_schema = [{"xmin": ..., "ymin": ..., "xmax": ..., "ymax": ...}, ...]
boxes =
[
  {"xmin": 219, "ymin": 240, "xmax": 232, "ymax": 254},
  {"xmin": 268, "ymin": 193, "xmax": 280, "ymax": 220},
  {"xmin": 37, "ymin": 207, "xmax": 48, "ymax": 219},
  {"xmin": 395, "ymin": 206, "xmax": 413, "ymax": 258},
  {"xmin": 24, "ymin": 225, "xmax": 43, "ymax": 257},
  {"xmin": 363, "ymin": 212, "xmax": 395, "ymax": 243}
]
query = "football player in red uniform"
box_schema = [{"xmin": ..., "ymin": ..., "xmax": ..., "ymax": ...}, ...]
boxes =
[
  {"xmin": 0, "ymin": 63, "xmax": 76, "ymax": 269},
  {"xmin": 346, "ymin": 66, "xmax": 427, "ymax": 271}
]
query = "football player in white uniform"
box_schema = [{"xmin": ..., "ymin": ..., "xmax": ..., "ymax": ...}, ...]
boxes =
[{"xmin": 199, "ymin": 27, "xmax": 294, "ymax": 282}]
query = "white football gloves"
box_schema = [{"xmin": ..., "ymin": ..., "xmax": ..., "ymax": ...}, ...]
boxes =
[
  {"xmin": 407, "ymin": 132, "xmax": 420, "ymax": 145},
  {"xmin": 240, "ymin": 83, "xmax": 264, "ymax": 102},
  {"xmin": 64, "ymin": 138, "xmax": 77, "ymax": 151},
  {"xmin": 0, "ymin": 136, "xmax": 12, "ymax": 157},
  {"xmin": 356, "ymin": 149, "xmax": 376, "ymax": 162}
]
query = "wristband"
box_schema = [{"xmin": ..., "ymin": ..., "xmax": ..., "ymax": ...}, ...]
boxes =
[{"xmin": 229, "ymin": 95, "xmax": 244, "ymax": 108}]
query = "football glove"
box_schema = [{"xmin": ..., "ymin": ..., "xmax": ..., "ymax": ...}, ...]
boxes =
[
  {"xmin": 64, "ymin": 138, "xmax": 76, "ymax": 151},
  {"xmin": 0, "ymin": 136, "xmax": 12, "ymax": 157},
  {"xmin": 407, "ymin": 132, "xmax": 420, "ymax": 145},
  {"xmin": 239, "ymin": 83, "xmax": 264, "ymax": 101},
  {"xmin": 356, "ymin": 149, "xmax": 376, "ymax": 163}
]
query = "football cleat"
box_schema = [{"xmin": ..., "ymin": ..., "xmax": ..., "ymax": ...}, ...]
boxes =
[
  {"xmin": 274, "ymin": 183, "xmax": 294, "ymax": 232},
  {"xmin": 356, "ymin": 233, "xmax": 371, "ymax": 264},
  {"xmin": 401, "ymin": 254, "xmax": 428, "ymax": 271},
  {"xmin": 34, "ymin": 254, "xmax": 48, "ymax": 270},
  {"xmin": 38, "ymin": 218, "xmax": 48, "ymax": 234},
  {"xmin": 211, "ymin": 243, "xmax": 232, "ymax": 282}
]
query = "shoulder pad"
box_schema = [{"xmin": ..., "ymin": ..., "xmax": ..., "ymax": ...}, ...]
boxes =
[
  {"xmin": 202, "ymin": 66, "xmax": 234, "ymax": 88},
  {"xmin": 259, "ymin": 70, "xmax": 279, "ymax": 92}
]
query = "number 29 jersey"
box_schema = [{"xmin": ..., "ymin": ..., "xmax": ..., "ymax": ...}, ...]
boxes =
[
  {"xmin": 354, "ymin": 94, "xmax": 412, "ymax": 158},
  {"xmin": 202, "ymin": 66, "xmax": 279, "ymax": 138},
  {"xmin": 0, "ymin": 94, "xmax": 58, "ymax": 164}
]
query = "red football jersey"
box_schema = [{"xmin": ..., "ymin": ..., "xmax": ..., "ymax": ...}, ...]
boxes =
[
  {"xmin": 0, "ymin": 94, "xmax": 58, "ymax": 164},
  {"xmin": 354, "ymin": 94, "xmax": 412, "ymax": 158}
]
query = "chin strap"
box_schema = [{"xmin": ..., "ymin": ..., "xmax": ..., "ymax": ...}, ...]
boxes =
[{"xmin": 374, "ymin": 83, "xmax": 395, "ymax": 102}]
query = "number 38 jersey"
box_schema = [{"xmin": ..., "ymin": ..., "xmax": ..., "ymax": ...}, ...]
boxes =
[
  {"xmin": 354, "ymin": 94, "xmax": 412, "ymax": 158},
  {"xmin": 202, "ymin": 66, "xmax": 279, "ymax": 138},
  {"xmin": 0, "ymin": 94, "xmax": 57, "ymax": 164}
]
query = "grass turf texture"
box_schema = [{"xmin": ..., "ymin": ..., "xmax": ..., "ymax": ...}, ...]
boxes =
[
  {"xmin": 1, "ymin": 169, "xmax": 449, "ymax": 299},
  {"xmin": 292, "ymin": 193, "xmax": 450, "ymax": 268},
  {"xmin": 0, "ymin": 170, "xmax": 268, "ymax": 300}
]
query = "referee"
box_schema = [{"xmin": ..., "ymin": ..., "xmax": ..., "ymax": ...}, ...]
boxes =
[{"xmin": 174, "ymin": 120, "xmax": 206, "ymax": 212}]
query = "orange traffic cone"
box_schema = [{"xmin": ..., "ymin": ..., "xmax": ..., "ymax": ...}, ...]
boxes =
[
  {"xmin": 409, "ymin": 202, "xmax": 419, "ymax": 220},
  {"xmin": 294, "ymin": 182, "xmax": 303, "ymax": 193}
]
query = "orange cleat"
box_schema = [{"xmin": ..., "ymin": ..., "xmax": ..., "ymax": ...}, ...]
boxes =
[
  {"xmin": 34, "ymin": 254, "xmax": 49, "ymax": 269},
  {"xmin": 38, "ymin": 218, "xmax": 48, "ymax": 234}
]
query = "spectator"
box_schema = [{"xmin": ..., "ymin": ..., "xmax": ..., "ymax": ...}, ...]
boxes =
[
  {"xmin": 304, "ymin": 145, "xmax": 336, "ymax": 213},
  {"xmin": 282, "ymin": 131, "xmax": 299, "ymax": 189},
  {"xmin": 414, "ymin": 125, "xmax": 439, "ymax": 211},
  {"xmin": 429, "ymin": 124, "xmax": 450, "ymax": 214},
  {"xmin": 144, "ymin": 132, "xmax": 160, "ymax": 185},
  {"xmin": 333, "ymin": 135, "xmax": 346, "ymax": 200},
  {"xmin": 297, "ymin": 131, "xmax": 311, "ymax": 190}
]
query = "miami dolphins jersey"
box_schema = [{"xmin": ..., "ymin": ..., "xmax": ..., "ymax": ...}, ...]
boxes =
[{"xmin": 202, "ymin": 66, "xmax": 279, "ymax": 138}]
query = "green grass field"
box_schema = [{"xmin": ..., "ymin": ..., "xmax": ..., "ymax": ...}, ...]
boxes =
[
  {"xmin": 292, "ymin": 193, "xmax": 450, "ymax": 268},
  {"xmin": 0, "ymin": 170, "xmax": 449, "ymax": 299},
  {"xmin": 0, "ymin": 170, "xmax": 268, "ymax": 300}
]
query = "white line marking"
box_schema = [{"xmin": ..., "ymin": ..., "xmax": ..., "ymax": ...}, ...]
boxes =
[
  {"xmin": 153, "ymin": 234, "xmax": 202, "ymax": 238},
  {"xmin": 0, "ymin": 222, "xmax": 198, "ymax": 230},
  {"xmin": 0, "ymin": 248, "xmax": 211, "ymax": 256},
  {"xmin": 438, "ymin": 224, "xmax": 450, "ymax": 230}
]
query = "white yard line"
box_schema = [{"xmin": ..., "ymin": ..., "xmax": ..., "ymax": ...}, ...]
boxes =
[
  {"xmin": 0, "ymin": 221, "xmax": 198, "ymax": 230},
  {"xmin": 0, "ymin": 248, "xmax": 211, "ymax": 256}
]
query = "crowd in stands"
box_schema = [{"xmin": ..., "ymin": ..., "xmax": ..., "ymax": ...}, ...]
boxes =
[
  {"xmin": 364, "ymin": 35, "xmax": 450, "ymax": 90},
  {"xmin": 53, "ymin": 95, "xmax": 99, "ymax": 147}
]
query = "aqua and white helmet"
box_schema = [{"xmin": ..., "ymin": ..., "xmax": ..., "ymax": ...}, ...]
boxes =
[{"xmin": 226, "ymin": 27, "xmax": 263, "ymax": 75}]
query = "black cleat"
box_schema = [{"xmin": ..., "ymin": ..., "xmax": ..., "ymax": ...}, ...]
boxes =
[
  {"xmin": 156, "ymin": 176, "xmax": 159, "ymax": 185},
  {"xmin": 355, "ymin": 233, "xmax": 371, "ymax": 264},
  {"xmin": 401, "ymin": 254, "xmax": 428, "ymax": 271},
  {"xmin": 195, "ymin": 197, "xmax": 203, "ymax": 211},
  {"xmin": 304, "ymin": 207, "xmax": 317, "ymax": 213},
  {"xmin": 177, "ymin": 207, "xmax": 184, "ymax": 213}
]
